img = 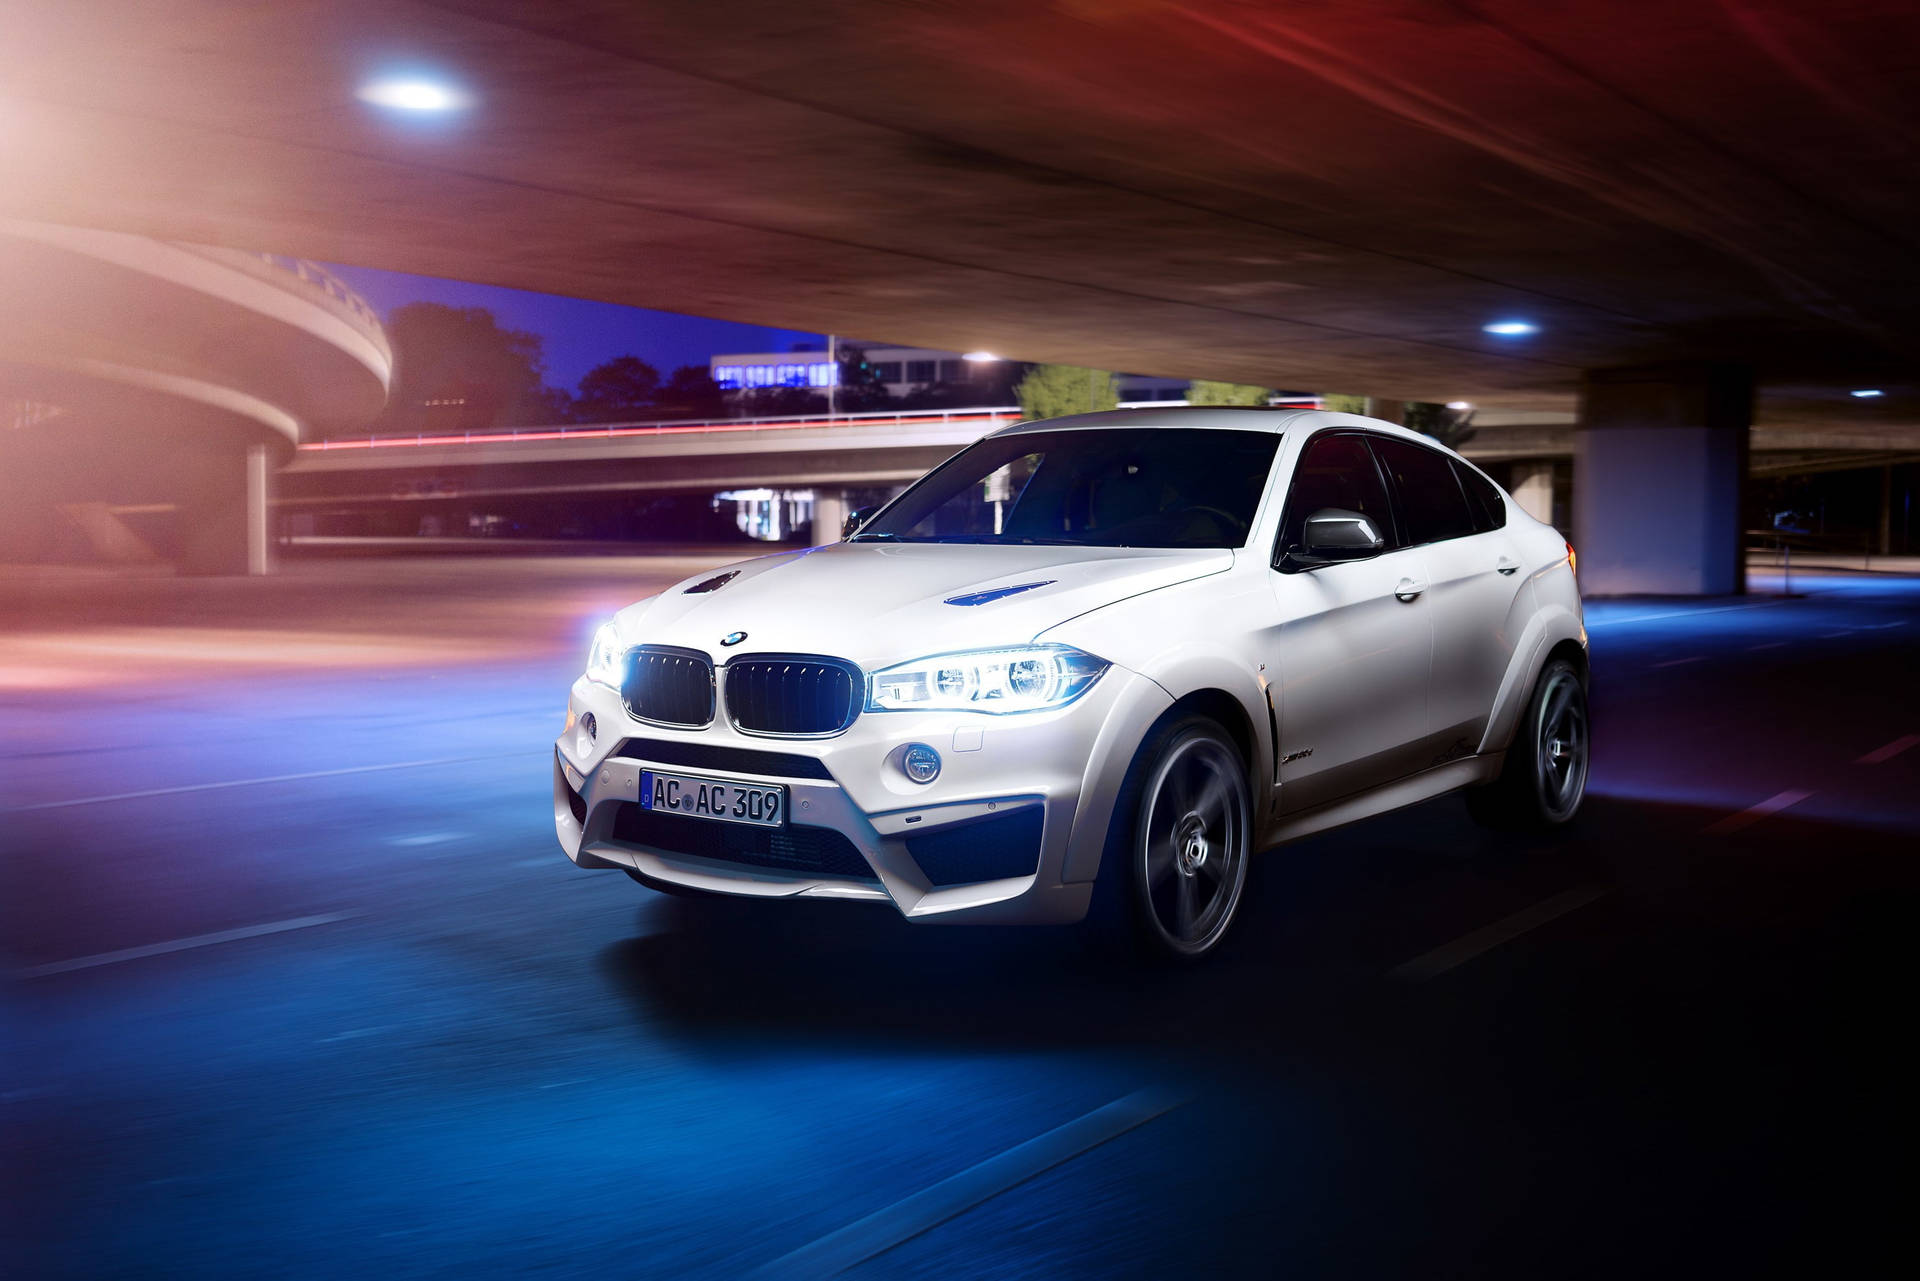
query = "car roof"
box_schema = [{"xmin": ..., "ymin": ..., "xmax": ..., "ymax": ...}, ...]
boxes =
[{"xmin": 988, "ymin": 406, "xmax": 1446, "ymax": 447}]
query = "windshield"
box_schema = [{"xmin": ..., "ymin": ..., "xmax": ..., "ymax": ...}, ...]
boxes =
[{"xmin": 853, "ymin": 427, "xmax": 1282, "ymax": 548}]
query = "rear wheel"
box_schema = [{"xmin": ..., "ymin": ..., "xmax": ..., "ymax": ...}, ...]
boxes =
[
  {"xmin": 1466, "ymin": 657, "xmax": 1589, "ymax": 831},
  {"xmin": 1109, "ymin": 716, "xmax": 1253, "ymax": 961}
]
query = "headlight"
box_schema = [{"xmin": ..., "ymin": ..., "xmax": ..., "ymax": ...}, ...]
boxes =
[
  {"xmin": 866, "ymin": 645, "xmax": 1108, "ymax": 714},
  {"xmin": 585, "ymin": 621, "xmax": 626, "ymax": 688}
]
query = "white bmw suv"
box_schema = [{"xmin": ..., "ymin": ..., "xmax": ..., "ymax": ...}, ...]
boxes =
[{"xmin": 555, "ymin": 408, "xmax": 1587, "ymax": 960}]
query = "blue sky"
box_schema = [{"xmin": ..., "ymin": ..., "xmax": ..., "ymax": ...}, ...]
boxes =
[{"xmin": 325, "ymin": 262, "xmax": 828, "ymax": 391}]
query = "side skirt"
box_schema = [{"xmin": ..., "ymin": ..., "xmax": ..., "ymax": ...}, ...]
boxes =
[{"xmin": 1261, "ymin": 753, "xmax": 1504, "ymax": 848}]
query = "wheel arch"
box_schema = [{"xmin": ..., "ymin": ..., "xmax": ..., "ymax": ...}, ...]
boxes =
[{"xmin": 1478, "ymin": 602, "xmax": 1588, "ymax": 756}]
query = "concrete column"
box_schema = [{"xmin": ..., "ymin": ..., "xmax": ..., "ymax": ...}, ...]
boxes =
[
  {"xmin": 1364, "ymin": 397, "xmax": 1404, "ymax": 425},
  {"xmin": 1574, "ymin": 362, "xmax": 1752, "ymax": 596},
  {"xmin": 246, "ymin": 443, "xmax": 272, "ymax": 575},
  {"xmin": 1509, "ymin": 461, "xmax": 1555, "ymax": 526},
  {"xmin": 813, "ymin": 490, "xmax": 847, "ymax": 546}
]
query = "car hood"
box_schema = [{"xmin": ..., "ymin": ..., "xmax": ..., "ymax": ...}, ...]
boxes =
[{"xmin": 618, "ymin": 542, "xmax": 1234, "ymax": 667}]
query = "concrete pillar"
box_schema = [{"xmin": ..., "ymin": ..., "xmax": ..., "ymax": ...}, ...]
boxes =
[
  {"xmin": 246, "ymin": 443, "xmax": 272, "ymax": 575},
  {"xmin": 1509, "ymin": 461, "xmax": 1555, "ymax": 526},
  {"xmin": 1364, "ymin": 397, "xmax": 1404, "ymax": 425},
  {"xmin": 1575, "ymin": 362, "xmax": 1752, "ymax": 596},
  {"xmin": 1877, "ymin": 465, "xmax": 1893, "ymax": 557},
  {"xmin": 813, "ymin": 490, "xmax": 847, "ymax": 546},
  {"xmin": 179, "ymin": 444, "xmax": 277, "ymax": 575}
]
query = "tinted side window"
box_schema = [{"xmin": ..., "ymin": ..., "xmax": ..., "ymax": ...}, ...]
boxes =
[
  {"xmin": 1452, "ymin": 460, "xmax": 1508, "ymax": 532},
  {"xmin": 1276, "ymin": 432, "xmax": 1396, "ymax": 562},
  {"xmin": 1370, "ymin": 436, "xmax": 1476, "ymax": 546}
]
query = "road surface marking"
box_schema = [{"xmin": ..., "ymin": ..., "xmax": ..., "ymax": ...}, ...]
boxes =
[
  {"xmin": 1587, "ymin": 600, "xmax": 1784, "ymax": 627},
  {"xmin": 1858, "ymin": 734, "xmax": 1920, "ymax": 765},
  {"xmin": 390, "ymin": 831, "xmax": 465, "ymax": 847},
  {"xmin": 5, "ymin": 752, "xmax": 543, "ymax": 812},
  {"xmin": 1747, "ymin": 642, "xmax": 1786, "ymax": 651},
  {"xmin": 751, "ymin": 1086, "xmax": 1187, "ymax": 1278},
  {"xmin": 1388, "ymin": 887, "xmax": 1608, "ymax": 983},
  {"xmin": 1702, "ymin": 789, "xmax": 1814, "ymax": 835},
  {"xmin": 1861, "ymin": 621, "xmax": 1905, "ymax": 629},
  {"xmin": 1651, "ymin": 656, "xmax": 1704, "ymax": 668},
  {"xmin": 18, "ymin": 913, "xmax": 355, "ymax": 978}
]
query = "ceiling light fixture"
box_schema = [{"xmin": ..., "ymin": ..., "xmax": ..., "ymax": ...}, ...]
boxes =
[
  {"xmin": 1482, "ymin": 321, "xmax": 1539, "ymax": 337},
  {"xmin": 357, "ymin": 78, "xmax": 469, "ymax": 112}
]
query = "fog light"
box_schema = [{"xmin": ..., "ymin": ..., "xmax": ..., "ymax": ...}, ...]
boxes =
[
  {"xmin": 576, "ymin": 712, "xmax": 597, "ymax": 759},
  {"xmin": 902, "ymin": 743, "xmax": 941, "ymax": 784}
]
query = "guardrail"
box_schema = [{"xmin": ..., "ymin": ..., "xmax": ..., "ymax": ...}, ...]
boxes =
[
  {"xmin": 298, "ymin": 397, "xmax": 1324, "ymax": 452},
  {"xmin": 297, "ymin": 405, "xmax": 1025, "ymax": 452},
  {"xmin": 176, "ymin": 246, "xmax": 392, "ymax": 362}
]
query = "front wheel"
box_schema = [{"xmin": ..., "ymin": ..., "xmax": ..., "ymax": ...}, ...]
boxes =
[
  {"xmin": 1466, "ymin": 657, "xmax": 1590, "ymax": 831},
  {"xmin": 1116, "ymin": 717, "xmax": 1254, "ymax": 961}
]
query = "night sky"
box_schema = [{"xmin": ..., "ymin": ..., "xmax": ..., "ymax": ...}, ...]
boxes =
[{"xmin": 325, "ymin": 262, "xmax": 829, "ymax": 392}]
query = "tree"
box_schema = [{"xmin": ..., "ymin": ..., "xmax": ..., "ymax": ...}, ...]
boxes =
[
  {"xmin": 379, "ymin": 303, "xmax": 557, "ymax": 431},
  {"xmin": 1320, "ymin": 393, "xmax": 1368, "ymax": 415},
  {"xmin": 573, "ymin": 356, "xmax": 660, "ymax": 423},
  {"xmin": 1403, "ymin": 401, "xmax": 1478, "ymax": 451},
  {"xmin": 654, "ymin": 365, "xmax": 727, "ymax": 419},
  {"xmin": 833, "ymin": 345, "xmax": 892, "ymax": 413},
  {"xmin": 1186, "ymin": 380, "xmax": 1271, "ymax": 406},
  {"xmin": 1015, "ymin": 364, "xmax": 1118, "ymax": 420}
]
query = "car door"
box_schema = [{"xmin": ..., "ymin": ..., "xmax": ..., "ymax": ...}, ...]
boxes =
[
  {"xmin": 1368, "ymin": 435, "xmax": 1526, "ymax": 758},
  {"xmin": 1266, "ymin": 431, "xmax": 1435, "ymax": 816}
]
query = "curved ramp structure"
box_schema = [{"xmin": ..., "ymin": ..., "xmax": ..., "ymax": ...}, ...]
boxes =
[{"xmin": 0, "ymin": 221, "xmax": 391, "ymax": 571}]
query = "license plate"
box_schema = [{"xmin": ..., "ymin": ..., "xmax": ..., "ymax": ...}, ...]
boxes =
[{"xmin": 638, "ymin": 769, "xmax": 786, "ymax": 828}]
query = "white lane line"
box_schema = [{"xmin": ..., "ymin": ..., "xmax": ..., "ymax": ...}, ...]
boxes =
[
  {"xmin": 389, "ymin": 831, "xmax": 466, "ymax": 847},
  {"xmin": 752, "ymin": 1086, "xmax": 1187, "ymax": 1278},
  {"xmin": 1388, "ymin": 887, "xmax": 1608, "ymax": 983},
  {"xmin": 1747, "ymin": 641, "xmax": 1786, "ymax": 651},
  {"xmin": 5, "ymin": 752, "xmax": 543, "ymax": 813},
  {"xmin": 1588, "ymin": 599, "xmax": 1784, "ymax": 627},
  {"xmin": 17, "ymin": 913, "xmax": 355, "ymax": 978},
  {"xmin": 1858, "ymin": 734, "xmax": 1920, "ymax": 766},
  {"xmin": 1651, "ymin": 656, "xmax": 1704, "ymax": 668},
  {"xmin": 1861, "ymin": 621, "xmax": 1906, "ymax": 629},
  {"xmin": 1702, "ymin": 789, "xmax": 1814, "ymax": 835}
]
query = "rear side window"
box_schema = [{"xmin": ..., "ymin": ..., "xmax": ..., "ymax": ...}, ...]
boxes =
[
  {"xmin": 1370, "ymin": 435, "xmax": 1476, "ymax": 546},
  {"xmin": 1276, "ymin": 432, "xmax": 1397, "ymax": 559},
  {"xmin": 1452, "ymin": 460, "xmax": 1508, "ymax": 532}
]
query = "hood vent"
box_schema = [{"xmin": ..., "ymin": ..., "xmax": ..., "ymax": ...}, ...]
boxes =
[
  {"xmin": 944, "ymin": 580, "xmax": 1055, "ymax": 607},
  {"xmin": 685, "ymin": 571, "xmax": 740, "ymax": 594}
]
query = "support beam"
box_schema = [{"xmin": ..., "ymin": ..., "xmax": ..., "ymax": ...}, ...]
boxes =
[{"xmin": 1574, "ymin": 363, "xmax": 1752, "ymax": 596}]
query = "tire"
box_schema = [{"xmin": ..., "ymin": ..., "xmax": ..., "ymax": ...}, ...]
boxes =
[
  {"xmin": 1466, "ymin": 656, "xmax": 1590, "ymax": 831},
  {"xmin": 1097, "ymin": 715, "xmax": 1254, "ymax": 962}
]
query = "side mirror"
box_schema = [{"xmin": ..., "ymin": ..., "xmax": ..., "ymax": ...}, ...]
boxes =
[
  {"xmin": 1283, "ymin": 508, "xmax": 1385, "ymax": 570},
  {"xmin": 841, "ymin": 504, "xmax": 880, "ymax": 540}
]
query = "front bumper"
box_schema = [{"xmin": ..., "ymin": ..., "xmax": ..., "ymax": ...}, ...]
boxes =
[{"xmin": 553, "ymin": 664, "xmax": 1172, "ymax": 924}]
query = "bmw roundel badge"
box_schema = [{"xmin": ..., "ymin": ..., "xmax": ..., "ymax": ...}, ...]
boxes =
[{"xmin": 720, "ymin": 631, "xmax": 748, "ymax": 647}]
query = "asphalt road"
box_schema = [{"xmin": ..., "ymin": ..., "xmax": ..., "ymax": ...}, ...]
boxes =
[{"xmin": 4, "ymin": 555, "xmax": 1916, "ymax": 1279}]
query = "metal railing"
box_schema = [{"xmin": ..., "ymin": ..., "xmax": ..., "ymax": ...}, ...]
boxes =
[
  {"xmin": 299, "ymin": 405, "xmax": 1028, "ymax": 451},
  {"xmin": 297, "ymin": 396, "xmax": 1324, "ymax": 452},
  {"xmin": 175, "ymin": 246, "xmax": 391, "ymax": 362}
]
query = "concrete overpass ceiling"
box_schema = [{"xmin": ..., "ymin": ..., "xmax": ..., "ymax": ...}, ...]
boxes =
[{"xmin": 5, "ymin": 1, "xmax": 1915, "ymax": 427}]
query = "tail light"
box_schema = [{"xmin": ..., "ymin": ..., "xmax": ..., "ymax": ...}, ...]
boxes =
[{"xmin": 1565, "ymin": 541, "xmax": 1577, "ymax": 578}]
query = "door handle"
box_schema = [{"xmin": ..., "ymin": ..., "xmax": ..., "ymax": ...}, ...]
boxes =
[
  {"xmin": 1394, "ymin": 577, "xmax": 1426, "ymax": 602},
  {"xmin": 1496, "ymin": 557, "xmax": 1520, "ymax": 576}
]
